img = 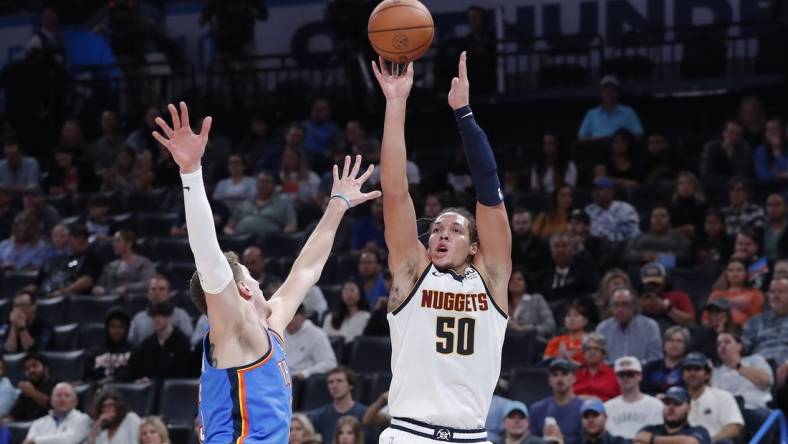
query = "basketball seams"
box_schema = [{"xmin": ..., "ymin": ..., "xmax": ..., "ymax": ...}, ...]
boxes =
[
  {"xmin": 367, "ymin": 0, "xmax": 434, "ymax": 62},
  {"xmin": 368, "ymin": 24, "xmax": 435, "ymax": 34},
  {"xmin": 367, "ymin": 4, "xmax": 434, "ymax": 32},
  {"xmin": 369, "ymin": 34, "xmax": 433, "ymax": 55}
]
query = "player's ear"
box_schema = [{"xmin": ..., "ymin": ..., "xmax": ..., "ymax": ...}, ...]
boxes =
[
  {"xmin": 237, "ymin": 281, "xmax": 253, "ymax": 300},
  {"xmin": 469, "ymin": 241, "xmax": 479, "ymax": 256}
]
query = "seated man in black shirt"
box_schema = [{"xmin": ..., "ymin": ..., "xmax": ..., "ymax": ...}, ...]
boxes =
[
  {"xmin": 41, "ymin": 224, "xmax": 102, "ymax": 297},
  {"xmin": 8, "ymin": 353, "xmax": 59, "ymax": 421},
  {"xmin": 634, "ymin": 386, "xmax": 711, "ymax": 444},
  {"xmin": 3, "ymin": 288, "xmax": 53, "ymax": 353},
  {"xmin": 129, "ymin": 300, "xmax": 195, "ymax": 381}
]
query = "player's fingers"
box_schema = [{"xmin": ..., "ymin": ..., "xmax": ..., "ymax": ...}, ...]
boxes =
[
  {"xmin": 379, "ymin": 56, "xmax": 390, "ymax": 77},
  {"xmin": 451, "ymin": 77, "xmax": 459, "ymax": 90},
  {"xmin": 332, "ymin": 164, "xmax": 339, "ymax": 183},
  {"xmin": 362, "ymin": 190, "xmax": 383, "ymax": 201},
  {"xmin": 151, "ymin": 131, "xmax": 169, "ymax": 147},
  {"xmin": 179, "ymin": 101, "xmax": 190, "ymax": 130},
  {"xmin": 154, "ymin": 117, "xmax": 174, "ymax": 137},
  {"xmin": 342, "ymin": 155, "xmax": 351, "ymax": 179},
  {"xmin": 406, "ymin": 62, "xmax": 414, "ymax": 77},
  {"xmin": 459, "ymin": 51, "xmax": 468, "ymax": 81},
  {"xmin": 371, "ymin": 60, "xmax": 381, "ymax": 79},
  {"xmin": 199, "ymin": 116, "xmax": 213, "ymax": 139},
  {"xmin": 350, "ymin": 154, "xmax": 362, "ymax": 178},
  {"xmin": 358, "ymin": 164, "xmax": 375, "ymax": 183},
  {"xmin": 168, "ymin": 103, "xmax": 181, "ymax": 129}
]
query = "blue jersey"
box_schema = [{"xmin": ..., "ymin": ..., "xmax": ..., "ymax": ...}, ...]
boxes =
[{"xmin": 199, "ymin": 329, "xmax": 292, "ymax": 444}]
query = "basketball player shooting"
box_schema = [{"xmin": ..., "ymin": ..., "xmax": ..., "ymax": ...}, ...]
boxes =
[
  {"xmin": 371, "ymin": 52, "xmax": 512, "ymax": 443},
  {"xmin": 152, "ymin": 102, "xmax": 381, "ymax": 443}
]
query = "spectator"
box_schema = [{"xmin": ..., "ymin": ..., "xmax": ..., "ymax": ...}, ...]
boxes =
[
  {"xmin": 212, "ymin": 154, "xmax": 256, "ymax": 212},
  {"xmin": 721, "ymin": 177, "xmax": 765, "ymax": 236},
  {"xmin": 85, "ymin": 110, "xmax": 126, "ymax": 172},
  {"xmin": 680, "ymin": 352, "xmax": 744, "ymax": 442},
  {"xmin": 633, "ymin": 386, "xmax": 711, "ymax": 444},
  {"xmin": 624, "ymin": 207, "xmax": 691, "ymax": 269},
  {"xmin": 729, "ymin": 228, "xmax": 769, "ymax": 291},
  {"xmin": 643, "ymin": 133, "xmax": 677, "ymax": 184},
  {"xmin": 705, "ymin": 258, "xmax": 765, "ymax": 326},
  {"xmin": 573, "ymin": 333, "xmax": 620, "ymax": 401},
  {"xmin": 711, "ymin": 331, "xmax": 773, "ymax": 437},
  {"xmin": 3, "ymin": 289, "xmax": 53, "ymax": 353},
  {"xmin": 23, "ymin": 7, "xmax": 64, "ymax": 66},
  {"xmin": 533, "ymin": 184, "xmax": 573, "ymax": 239},
  {"xmin": 308, "ymin": 367, "xmax": 367, "ymax": 444},
  {"xmin": 641, "ymin": 326, "xmax": 690, "ymax": 396},
  {"xmin": 742, "ymin": 277, "xmax": 788, "ymax": 383},
  {"xmin": 128, "ymin": 300, "xmax": 194, "ymax": 380},
  {"xmin": 139, "ymin": 416, "xmax": 170, "ymax": 444},
  {"xmin": 0, "ymin": 214, "xmax": 47, "ymax": 270},
  {"xmin": 344, "ymin": 120, "xmax": 380, "ymax": 159},
  {"xmin": 604, "ymin": 357, "xmax": 663, "ymax": 438},
  {"xmin": 699, "ymin": 120, "xmax": 754, "ymax": 181},
  {"xmin": 361, "ymin": 270, "xmax": 392, "ymax": 338},
  {"xmin": 593, "ymin": 269, "xmax": 630, "ymax": 322},
  {"xmin": 303, "ymin": 99, "xmax": 341, "ymax": 168},
  {"xmin": 569, "ymin": 210, "xmax": 604, "ymax": 269},
  {"xmin": 636, "ymin": 263, "xmax": 695, "ymax": 331},
  {"xmin": 577, "ymin": 398, "xmax": 628, "ymax": 444},
  {"xmin": 279, "ymin": 146, "xmax": 321, "ymax": 205},
  {"xmin": 540, "ymin": 233, "xmax": 598, "ymax": 305},
  {"xmin": 529, "ymin": 359, "xmax": 584, "ymax": 444},
  {"xmin": 93, "ymin": 230, "xmax": 156, "ymax": 297},
  {"xmin": 691, "ymin": 300, "xmax": 733, "ymax": 362},
  {"xmin": 323, "ymin": 280, "xmax": 370, "ymax": 343},
  {"xmin": 43, "ymin": 224, "xmax": 102, "ymax": 297},
  {"xmin": 531, "ymin": 134, "xmax": 577, "ymax": 193},
  {"xmin": 669, "ymin": 172, "xmax": 707, "ymax": 239},
  {"xmin": 224, "ymin": 171, "xmax": 297, "ymax": 237},
  {"xmin": 333, "ymin": 415, "xmax": 363, "ymax": 444},
  {"xmin": 544, "ymin": 300, "xmax": 592, "ymax": 365},
  {"xmin": 128, "ymin": 275, "xmax": 193, "ymax": 347},
  {"xmin": 22, "ymin": 186, "xmax": 61, "ymax": 238},
  {"xmin": 738, "ymin": 96, "xmax": 766, "ymax": 148},
  {"xmin": 763, "ymin": 192, "xmax": 788, "ymax": 261},
  {"xmin": 102, "ymin": 147, "xmax": 139, "ymax": 192},
  {"xmin": 302, "ymin": 193, "xmax": 354, "ymax": 254},
  {"xmin": 57, "ymin": 119, "xmax": 87, "ymax": 157},
  {"xmin": 754, "ymin": 117, "xmax": 788, "ymax": 181},
  {"xmin": 511, "ymin": 208, "xmax": 550, "ymax": 276},
  {"xmin": 602, "ymin": 129, "xmax": 643, "ymax": 188},
  {"xmin": 285, "ymin": 304, "xmax": 337, "ymax": 380},
  {"xmin": 350, "ymin": 200, "xmax": 385, "ymax": 253},
  {"xmin": 494, "ymin": 401, "xmax": 545, "ymax": 444},
  {"xmin": 257, "ymin": 122, "xmax": 302, "ymax": 174},
  {"xmin": 0, "ymin": 138, "xmax": 40, "ymax": 192},
  {"xmin": 84, "ymin": 308, "xmax": 133, "ymax": 385},
  {"xmin": 291, "ymin": 413, "xmax": 319, "ymax": 444},
  {"xmin": 595, "ymin": 287, "xmax": 663, "ymax": 362},
  {"xmin": 508, "ymin": 268, "xmax": 556, "ymax": 341},
  {"xmin": 85, "ymin": 390, "xmax": 141, "ymax": 444},
  {"xmin": 694, "ymin": 209, "xmax": 733, "ymax": 267},
  {"xmin": 46, "ymin": 146, "xmax": 98, "ymax": 195},
  {"xmin": 24, "ymin": 382, "xmax": 91, "ymax": 444},
  {"xmin": 9, "ymin": 354, "xmax": 58, "ymax": 421},
  {"xmin": 355, "ymin": 249, "xmax": 387, "ymax": 307},
  {"xmin": 774, "ymin": 258, "xmax": 788, "ymax": 279},
  {"xmin": 125, "ymin": 107, "xmax": 162, "ymax": 155},
  {"xmin": 585, "ymin": 177, "xmax": 640, "ymax": 243},
  {"xmin": 0, "ymin": 356, "xmax": 18, "ymax": 416},
  {"xmin": 578, "ymin": 76, "xmax": 643, "ymax": 140},
  {"xmin": 82, "ymin": 196, "xmax": 115, "ymax": 241},
  {"xmin": 241, "ymin": 113, "xmax": 281, "ymax": 172}
]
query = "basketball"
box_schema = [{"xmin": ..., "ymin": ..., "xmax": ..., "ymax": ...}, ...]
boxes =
[{"xmin": 367, "ymin": 0, "xmax": 434, "ymax": 63}]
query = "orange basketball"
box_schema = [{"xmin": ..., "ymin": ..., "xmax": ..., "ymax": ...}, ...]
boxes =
[{"xmin": 367, "ymin": 0, "xmax": 434, "ymax": 63}]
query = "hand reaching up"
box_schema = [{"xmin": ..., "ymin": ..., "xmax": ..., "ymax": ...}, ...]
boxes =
[
  {"xmin": 448, "ymin": 51, "xmax": 470, "ymax": 110},
  {"xmin": 371, "ymin": 57, "xmax": 414, "ymax": 102},
  {"xmin": 330, "ymin": 155, "xmax": 382, "ymax": 208},
  {"xmin": 152, "ymin": 102, "xmax": 212, "ymax": 174}
]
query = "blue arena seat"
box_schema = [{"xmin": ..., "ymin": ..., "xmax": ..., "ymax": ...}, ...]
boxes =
[
  {"xmin": 41, "ymin": 350, "xmax": 86, "ymax": 382},
  {"xmin": 51, "ymin": 323, "xmax": 80, "ymax": 351},
  {"xmin": 159, "ymin": 379, "xmax": 200, "ymax": 426},
  {"xmin": 105, "ymin": 382, "xmax": 155, "ymax": 416},
  {"xmin": 68, "ymin": 295, "xmax": 123, "ymax": 324}
]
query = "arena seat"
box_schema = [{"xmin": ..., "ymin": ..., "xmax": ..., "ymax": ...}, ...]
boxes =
[
  {"xmin": 36, "ymin": 296, "xmax": 67, "ymax": 326},
  {"xmin": 51, "ymin": 323, "xmax": 80, "ymax": 351},
  {"xmin": 320, "ymin": 285, "xmax": 342, "ymax": 311},
  {"xmin": 160, "ymin": 379, "xmax": 200, "ymax": 425},
  {"xmin": 126, "ymin": 292, "xmax": 150, "ymax": 315},
  {"xmin": 125, "ymin": 188, "xmax": 170, "ymax": 213},
  {"xmin": 42, "ymin": 350, "xmax": 86, "ymax": 382},
  {"xmin": 74, "ymin": 382, "xmax": 95, "ymax": 412},
  {"xmin": 135, "ymin": 212, "xmax": 178, "ymax": 238},
  {"xmin": 4, "ymin": 353, "xmax": 25, "ymax": 384},
  {"xmin": 500, "ymin": 331, "xmax": 539, "ymax": 374},
  {"xmin": 7, "ymin": 421, "xmax": 33, "ymax": 444},
  {"xmin": 329, "ymin": 335, "xmax": 344, "ymax": 362},
  {"xmin": 347, "ymin": 337, "xmax": 391, "ymax": 374},
  {"xmin": 68, "ymin": 295, "xmax": 123, "ymax": 324},
  {"xmin": 509, "ymin": 367, "xmax": 552, "ymax": 406},
  {"xmin": 105, "ymin": 382, "xmax": 155, "ymax": 416},
  {"xmin": 217, "ymin": 233, "xmax": 255, "ymax": 254},
  {"xmin": 79, "ymin": 322, "xmax": 106, "ymax": 351},
  {"xmin": 301, "ymin": 374, "xmax": 332, "ymax": 411},
  {"xmin": 260, "ymin": 232, "xmax": 305, "ymax": 258},
  {"xmin": 163, "ymin": 262, "xmax": 197, "ymax": 292},
  {"xmin": 364, "ymin": 372, "xmax": 392, "ymax": 405},
  {"xmin": 150, "ymin": 238, "xmax": 193, "ymax": 262},
  {"xmin": 1, "ymin": 270, "xmax": 39, "ymax": 299}
]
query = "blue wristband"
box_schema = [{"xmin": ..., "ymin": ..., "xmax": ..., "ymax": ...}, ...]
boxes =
[
  {"xmin": 331, "ymin": 193, "xmax": 352, "ymax": 208},
  {"xmin": 454, "ymin": 106, "xmax": 503, "ymax": 206}
]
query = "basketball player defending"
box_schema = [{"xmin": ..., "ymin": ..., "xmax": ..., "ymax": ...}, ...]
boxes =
[
  {"xmin": 153, "ymin": 102, "xmax": 381, "ymax": 443},
  {"xmin": 371, "ymin": 52, "xmax": 512, "ymax": 443}
]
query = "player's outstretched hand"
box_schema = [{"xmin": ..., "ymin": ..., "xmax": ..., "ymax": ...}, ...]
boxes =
[
  {"xmin": 448, "ymin": 51, "xmax": 470, "ymax": 111},
  {"xmin": 371, "ymin": 57, "xmax": 414, "ymax": 102},
  {"xmin": 152, "ymin": 101, "xmax": 212, "ymax": 174},
  {"xmin": 331, "ymin": 155, "xmax": 382, "ymax": 208}
]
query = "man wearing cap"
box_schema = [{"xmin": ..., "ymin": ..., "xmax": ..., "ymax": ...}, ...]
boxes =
[
  {"xmin": 284, "ymin": 304, "xmax": 337, "ymax": 380},
  {"xmin": 584, "ymin": 178, "xmax": 640, "ymax": 243},
  {"xmin": 578, "ymin": 75, "xmax": 644, "ymax": 140},
  {"xmin": 636, "ymin": 262, "xmax": 695, "ymax": 332},
  {"xmin": 529, "ymin": 359, "xmax": 584, "ymax": 444},
  {"xmin": 742, "ymin": 277, "xmax": 788, "ymax": 400},
  {"xmin": 578, "ymin": 399, "xmax": 627, "ymax": 444},
  {"xmin": 495, "ymin": 401, "xmax": 545, "ymax": 444},
  {"xmin": 634, "ymin": 387, "xmax": 711, "ymax": 444},
  {"xmin": 681, "ymin": 352, "xmax": 743, "ymax": 442},
  {"xmin": 624, "ymin": 206, "xmax": 691, "ymax": 269},
  {"xmin": 604, "ymin": 357, "xmax": 663, "ymax": 439},
  {"xmin": 596, "ymin": 287, "xmax": 663, "ymax": 362}
]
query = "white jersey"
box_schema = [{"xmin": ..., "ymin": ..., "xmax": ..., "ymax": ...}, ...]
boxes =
[{"xmin": 387, "ymin": 264, "xmax": 507, "ymax": 428}]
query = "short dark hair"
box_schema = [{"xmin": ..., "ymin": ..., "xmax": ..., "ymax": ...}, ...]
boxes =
[
  {"xmin": 723, "ymin": 118, "xmax": 742, "ymax": 130},
  {"xmin": 728, "ymin": 176, "xmax": 750, "ymax": 193},
  {"xmin": 22, "ymin": 353, "xmax": 48, "ymax": 368},
  {"xmin": 329, "ymin": 366, "xmax": 357, "ymax": 388},
  {"xmin": 190, "ymin": 251, "xmax": 245, "ymax": 315}
]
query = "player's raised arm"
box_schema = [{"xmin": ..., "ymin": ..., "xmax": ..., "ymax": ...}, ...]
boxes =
[
  {"xmin": 268, "ymin": 155, "xmax": 380, "ymax": 332},
  {"xmin": 152, "ymin": 102, "xmax": 243, "ymax": 334},
  {"xmin": 371, "ymin": 59, "xmax": 429, "ymax": 296},
  {"xmin": 449, "ymin": 52, "xmax": 512, "ymax": 307}
]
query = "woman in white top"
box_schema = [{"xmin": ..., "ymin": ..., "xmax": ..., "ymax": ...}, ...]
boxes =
[
  {"xmin": 279, "ymin": 146, "xmax": 321, "ymax": 205},
  {"xmin": 212, "ymin": 154, "xmax": 256, "ymax": 211},
  {"xmin": 139, "ymin": 416, "xmax": 170, "ymax": 444},
  {"xmin": 86, "ymin": 390, "xmax": 142, "ymax": 444},
  {"xmin": 323, "ymin": 280, "xmax": 371, "ymax": 342}
]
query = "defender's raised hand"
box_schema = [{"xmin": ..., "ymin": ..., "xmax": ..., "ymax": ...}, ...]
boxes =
[
  {"xmin": 330, "ymin": 155, "xmax": 382, "ymax": 208},
  {"xmin": 448, "ymin": 51, "xmax": 470, "ymax": 110},
  {"xmin": 371, "ymin": 57, "xmax": 414, "ymax": 102},
  {"xmin": 152, "ymin": 102, "xmax": 212, "ymax": 174}
]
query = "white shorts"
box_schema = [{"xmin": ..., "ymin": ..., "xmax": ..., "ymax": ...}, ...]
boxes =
[{"xmin": 379, "ymin": 422, "xmax": 492, "ymax": 444}]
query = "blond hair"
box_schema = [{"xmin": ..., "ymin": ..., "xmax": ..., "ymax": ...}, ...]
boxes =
[{"xmin": 139, "ymin": 416, "xmax": 170, "ymax": 444}]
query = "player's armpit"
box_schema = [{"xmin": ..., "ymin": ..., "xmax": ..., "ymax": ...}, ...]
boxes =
[
  {"xmin": 203, "ymin": 281, "xmax": 248, "ymax": 335},
  {"xmin": 386, "ymin": 258, "xmax": 426, "ymax": 313}
]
